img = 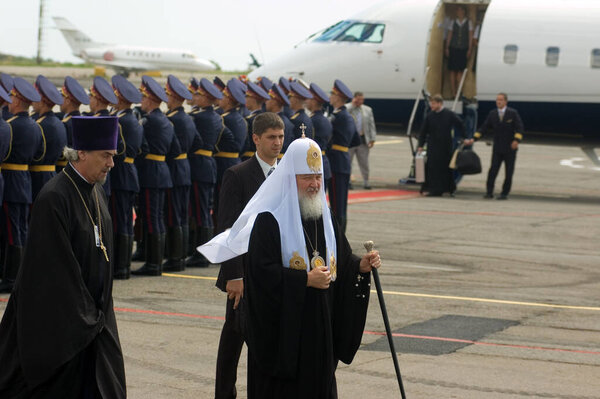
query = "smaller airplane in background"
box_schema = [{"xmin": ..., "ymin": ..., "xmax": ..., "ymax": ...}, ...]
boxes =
[{"xmin": 53, "ymin": 17, "xmax": 216, "ymax": 76}]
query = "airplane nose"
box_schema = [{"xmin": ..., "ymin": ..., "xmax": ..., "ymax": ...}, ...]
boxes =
[{"xmin": 196, "ymin": 59, "xmax": 216, "ymax": 71}]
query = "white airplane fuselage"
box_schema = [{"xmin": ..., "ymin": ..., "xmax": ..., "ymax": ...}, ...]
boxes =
[
  {"xmin": 54, "ymin": 16, "xmax": 215, "ymax": 74},
  {"xmin": 249, "ymin": 0, "xmax": 600, "ymax": 141}
]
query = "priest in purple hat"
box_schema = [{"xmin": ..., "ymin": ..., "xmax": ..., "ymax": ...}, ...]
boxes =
[{"xmin": 0, "ymin": 116, "xmax": 126, "ymax": 398}]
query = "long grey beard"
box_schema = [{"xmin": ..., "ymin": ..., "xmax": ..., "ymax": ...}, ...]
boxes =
[{"xmin": 299, "ymin": 193, "xmax": 323, "ymax": 220}]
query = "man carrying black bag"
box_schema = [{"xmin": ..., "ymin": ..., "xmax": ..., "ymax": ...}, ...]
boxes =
[{"xmin": 469, "ymin": 92, "xmax": 524, "ymax": 200}]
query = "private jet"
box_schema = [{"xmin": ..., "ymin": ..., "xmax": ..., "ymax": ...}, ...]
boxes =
[{"xmin": 53, "ymin": 17, "xmax": 216, "ymax": 76}]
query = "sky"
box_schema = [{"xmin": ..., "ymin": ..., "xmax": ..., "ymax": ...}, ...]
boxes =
[{"xmin": 1, "ymin": 0, "xmax": 373, "ymax": 71}]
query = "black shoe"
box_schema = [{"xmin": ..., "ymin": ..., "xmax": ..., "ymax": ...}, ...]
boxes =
[
  {"xmin": 425, "ymin": 192, "xmax": 442, "ymax": 197},
  {"xmin": 349, "ymin": 182, "xmax": 355, "ymax": 190},
  {"xmin": 363, "ymin": 184, "xmax": 372, "ymax": 190},
  {"xmin": 496, "ymin": 194, "xmax": 508, "ymax": 200},
  {"xmin": 483, "ymin": 193, "xmax": 494, "ymax": 199}
]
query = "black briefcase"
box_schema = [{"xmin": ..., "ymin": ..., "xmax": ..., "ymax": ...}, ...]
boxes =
[{"xmin": 456, "ymin": 149, "xmax": 482, "ymax": 175}]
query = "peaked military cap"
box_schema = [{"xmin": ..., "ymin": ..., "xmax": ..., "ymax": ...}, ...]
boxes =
[
  {"xmin": 63, "ymin": 76, "xmax": 90, "ymax": 105},
  {"xmin": 141, "ymin": 75, "xmax": 168, "ymax": 103},
  {"xmin": 256, "ymin": 76, "xmax": 273, "ymax": 93},
  {"xmin": 188, "ymin": 77, "xmax": 200, "ymax": 92},
  {"xmin": 199, "ymin": 78, "xmax": 223, "ymax": 100},
  {"xmin": 213, "ymin": 76, "xmax": 226, "ymax": 90},
  {"xmin": 0, "ymin": 84, "xmax": 11, "ymax": 104},
  {"xmin": 289, "ymin": 80, "xmax": 313, "ymax": 99},
  {"xmin": 246, "ymin": 81, "xmax": 270, "ymax": 101},
  {"xmin": 0, "ymin": 73, "xmax": 14, "ymax": 93},
  {"xmin": 35, "ymin": 74, "xmax": 63, "ymax": 105},
  {"xmin": 332, "ymin": 79, "xmax": 353, "ymax": 100},
  {"xmin": 268, "ymin": 84, "xmax": 290, "ymax": 107},
  {"xmin": 167, "ymin": 74, "xmax": 192, "ymax": 101},
  {"xmin": 112, "ymin": 75, "xmax": 142, "ymax": 104},
  {"xmin": 278, "ymin": 77, "xmax": 291, "ymax": 93},
  {"xmin": 309, "ymin": 82, "xmax": 329, "ymax": 104},
  {"xmin": 91, "ymin": 76, "xmax": 118, "ymax": 105},
  {"xmin": 12, "ymin": 77, "xmax": 41, "ymax": 103},
  {"xmin": 225, "ymin": 78, "xmax": 246, "ymax": 105}
]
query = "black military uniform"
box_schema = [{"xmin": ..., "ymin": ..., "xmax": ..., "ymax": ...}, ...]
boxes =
[
  {"xmin": 241, "ymin": 81, "xmax": 270, "ymax": 161},
  {"xmin": 109, "ymin": 75, "xmax": 143, "ymax": 279},
  {"xmin": 132, "ymin": 76, "xmax": 181, "ymax": 277},
  {"xmin": 475, "ymin": 105, "xmax": 524, "ymax": 198},
  {"xmin": 30, "ymin": 75, "xmax": 68, "ymax": 201},
  {"xmin": 288, "ymin": 80, "xmax": 314, "ymax": 140},
  {"xmin": 0, "ymin": 78, "xmax": 44, "ymax": 293},
  {"xmin": 309, "ymin": 82, "xmax": 333, "ymax": 184},
  {"xmin": 163, "ymin": 75, "xmax": 196, "ymax": 272},
  {"xmin": 213, "ymin": 79, "xmax": 247, "ymax": 217},
  {"xmin": 187, "ymin": 78, "xmax": 224, "ymax": 267},
  {"xmin": 327, "ymin": 80, "xmax": 360, "ymax": 233}
]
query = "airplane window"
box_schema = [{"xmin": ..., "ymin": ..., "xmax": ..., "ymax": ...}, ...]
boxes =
[
  {"xmin": 591, "ymin": 49, "xmax": 600, "ymax": 68},
  {"xmin": 313, "ymin": 20, "xmax": 354, "ymax": 42},
  {"xmin": 335, "ymin": 23, "xmax": 385, "ymax": 43},
  {"xmin": 503, "ymin": 44, "xmax": 518, "ymax": 64},
  {"xmin": 546, "ymin": 47, "xmax": 559, "ymax": 67}
]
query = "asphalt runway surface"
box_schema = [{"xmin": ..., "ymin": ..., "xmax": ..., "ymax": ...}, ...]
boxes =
[{"xmin": 2, "ymin": 127, "xmax": 600, "ymax": 398}]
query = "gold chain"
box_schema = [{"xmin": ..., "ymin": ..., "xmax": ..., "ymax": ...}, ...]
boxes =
[
  {"xmin": 302, "ymin": 220, "xmax": 318, "ymax": 257},
  {"xmin": 63, "ymin": 169, "xmax": 109, "ymax": 261}
]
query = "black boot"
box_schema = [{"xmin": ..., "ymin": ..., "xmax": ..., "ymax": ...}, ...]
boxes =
[
  {"xmin": 132, "ymin": 233, "xmax": 163, "ymax": 276},
  {"xmin": 131, "ymin": 232, "xmax": 146, "ymax": 262},
  {"xmin": 114, "ymin": 234, "xmax": 132, "ymax": 280},
  {"xmin": 181, "ymin": 225, "xmax": 189, "ymax": 262},
  {"xmin": 0, "ymin": 246, "xmax": 23, "ymax": 293},
  {"xmin": 187, "ymin": 219, "xmax": 197, "ymax": 257},
  {"xmin": 186, "ymin": 227, "xmax": 212, "ymax": 267},
  {"xmin": 163, "ymin": 227, "xmax": 184, "ymax": 272}
]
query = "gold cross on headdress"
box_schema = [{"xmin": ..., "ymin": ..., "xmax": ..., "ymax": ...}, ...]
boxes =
[{"xmin": 300, "ymin": 123, "xmax": 307, "ymax": 138}]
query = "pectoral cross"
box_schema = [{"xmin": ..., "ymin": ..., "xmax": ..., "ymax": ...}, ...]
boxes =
[
  {"xmin": 300, "ymin": 123, "xmax": 307, "ymax": 138},
  {"xmin": 100, "ymin": 242, "xmax": 109, "ymax": 262}
]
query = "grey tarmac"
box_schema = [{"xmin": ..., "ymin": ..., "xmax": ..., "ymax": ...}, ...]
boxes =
[{"xmin": 2, "ymin": 126, "xmax": 600, "ymax": 398}]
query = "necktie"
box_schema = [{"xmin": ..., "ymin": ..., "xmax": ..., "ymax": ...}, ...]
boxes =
[
  {"xmin": 267, "ymin": 167, "xmax": 275, "ymax": 177},
  {"xmin": 499, "ymin": 111, "xmax": 504, "ymax": 121}
]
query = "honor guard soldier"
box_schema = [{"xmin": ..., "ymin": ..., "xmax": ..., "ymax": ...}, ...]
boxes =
[
  {"xmin": 236, "ymin": 75, "xmax": 251, "ymax": 118},
  {"xmin": 241, "ymin": 81, "xmax": 269, "ymax": 161},
  {"xmin": 59, "ymin": 76, "xmax": 90, "ymax": 146},
  {"xmin": 132, "ymin": 76, "xmax": 181, "ymax": 276},
  {"xmin": 213, "ymin": 78, "xmax": 247, "ymax": 215},
  {"xmin": 256, "ymin": 76, "xmax": 273, "ymax": 112},
  {"xmin": 163, "ymin": 75, "xmax": 195, "ymax": 272},
  {"xmin": 110, "ymin": 75, "xmax": 143, "ymax": 279},
  {"xmin": 213, "ymin": 76, "xmax": 226, "ymax": 115},
  {"xmin": 0, "ymin": 86, "xmax": 11, "ymax": 223},
  {"xmin": 30, "ymin": 75, "xmax": 68, "ymax": 201},
  {"xmin": 265, "ymin": 84, "xmax": 293, "ymax": 156},
  {"xmin": 89, "ymin": 76, "xmax": 118, "ymax": 117},
  {"xmin": 0, "ymin": 78, "xmax": 45, "ymax": 293},
  {"xmin": 328, "ymin": 79, "xmax": 360, "ymax": 233},
  {"xmin": 89, "ymin": 76, "xmax": 118, "ymax": 196},
  {"xmin": 186, "ymin": 78, "xmax": 223, "ymax": 267},
  {"xmin": 278, "ymin": 77, "xmax": 294, "ymax": 118},
  {"xmin": 0, "ymin": 73, "xmax": 14, "ymax": 120},
  {"xmin": 307, "ymin": 82, "xmax": 333, "ymax": 188},
  {"xmin": 288, "ymin": 80, "xmax": 314, "ymax": 140}
]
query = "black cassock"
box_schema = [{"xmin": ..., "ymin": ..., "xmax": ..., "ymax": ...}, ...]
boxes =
[
  {"xmin": 418, "ymin": 108, "xmax": 465, "ymax": 195},
  {"xmin": 245, "ymin": 211, "xmax": 371, "ymax": 399},
  {"xmin": 0, "ymin": 163, "xmax": 126, "ymax": 398}
]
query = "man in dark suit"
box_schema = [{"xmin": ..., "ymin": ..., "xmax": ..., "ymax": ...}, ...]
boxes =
[
  {"xmin": 470, "ymin": 92, "xmax": 524, "ymax": 200},
  {"xmin": 214, "ymin": 112, "xmax": 285, "ymax": 399}
]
